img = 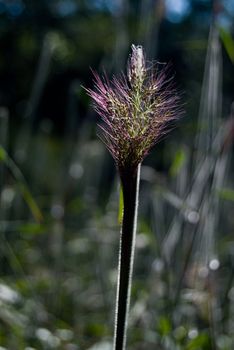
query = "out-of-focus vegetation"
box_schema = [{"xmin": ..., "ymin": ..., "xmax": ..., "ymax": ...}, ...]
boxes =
[{"xmin": 0, "ymin": 0, "xmax": 234, "ymax": 349}]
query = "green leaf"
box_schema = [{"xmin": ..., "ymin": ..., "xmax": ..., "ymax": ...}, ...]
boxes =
[
  {"xmin": 0, "ymin": 146, "xmax": 43, "ymax": 222},
  {"xmin": 19, "ymin": 223, "xmax": 44, "ymax": 235},
  {"xmin": 18, "ymin": 184, "xmax": 43, "ymax": 223},
  {"xmin": 0, "ymin": 146, "xmax": 6, "ymax": 161},
  {"xmin": 219, "ymin": 27, "xmax": 234, "ymax": 64},
  {"xmin": 118, "ymin": 184, "xmax": 124, "ymax": 224},
  {"xmin": 86, "ymin": 323, "xmax": 107, "ymax": 337},
  {"xmin": 157, "ymin": 316, "xmax": 172, "ymax": 336},
  {"xmin": 169, "ymin": 148, "xmax": 186, "ymax": 177},
  {"xmin": 186, "ymin": 332, "xmax": 210, "ymax": 350},
  {"xmin": 218, "ymin": 188, "xmax": 234, "ymax": 202}
]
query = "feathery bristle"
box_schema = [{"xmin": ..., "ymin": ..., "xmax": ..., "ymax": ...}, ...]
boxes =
[{"xmin": 86, "ymin": 45, "xmax": 182, "ymax": 170}]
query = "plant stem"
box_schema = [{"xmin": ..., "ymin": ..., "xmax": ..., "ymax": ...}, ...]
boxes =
[{"xmin": 113, "ymin": 163, "xmax": 141, "ymax": 350}]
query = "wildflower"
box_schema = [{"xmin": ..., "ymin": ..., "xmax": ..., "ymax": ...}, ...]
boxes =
[
  {"xmin": 86, "ymin": 45, "xmax": 182, "ymax": 350},
  {"xmin": 87, "ymin": 44, "xmax": 181, "ymax": 172}
]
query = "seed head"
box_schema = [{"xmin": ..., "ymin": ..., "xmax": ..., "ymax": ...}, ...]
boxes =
[
  {"xmin": 128, "ymin": 45, "xmax": 146, "ymax": 87},
  {"xmin": 87, "ymin": 45, "xmax": 182, "ymax": 172}
]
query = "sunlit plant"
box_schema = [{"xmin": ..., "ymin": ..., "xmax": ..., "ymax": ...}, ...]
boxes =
[{"xmin": 87, "ymin": 45, "xmax": 182, "ymax": 350}]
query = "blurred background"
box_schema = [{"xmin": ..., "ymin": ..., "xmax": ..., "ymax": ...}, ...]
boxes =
[{"xmin": 0, "ymin": 0, "xmax": 234, "ymax": 349}]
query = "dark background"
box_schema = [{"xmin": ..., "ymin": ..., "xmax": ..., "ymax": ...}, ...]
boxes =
[{"xmin": 0, "ymin": 0, "xmax": 234, "ymax": 349}]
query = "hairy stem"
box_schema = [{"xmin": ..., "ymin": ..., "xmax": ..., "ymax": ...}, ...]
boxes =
[{"xmin": 113, "ymin": 164, "xmax": 141, "ymax": 350}]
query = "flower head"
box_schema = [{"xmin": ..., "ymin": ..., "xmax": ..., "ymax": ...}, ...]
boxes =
[{"xmin": 87, "ymin": 45, "xmax": 182, "ymax": 171}]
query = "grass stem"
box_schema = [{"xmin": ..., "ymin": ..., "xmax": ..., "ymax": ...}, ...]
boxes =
[{"xmin": 113, "ymin": 164, "xmax": 141, "ymax": 350}]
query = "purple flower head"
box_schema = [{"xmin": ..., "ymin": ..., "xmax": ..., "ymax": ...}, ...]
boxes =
[{"xmin": 87, "ymin": 45, "xmax": 182, "ymax": 171}]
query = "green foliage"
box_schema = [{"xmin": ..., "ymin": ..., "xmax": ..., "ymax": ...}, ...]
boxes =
[
  {"xmin": 169, "ymin": 148, "xmax": 187, "ymax": 177},
  {"xmin": 218, "ymin": 188, "xmax": 234, "ymax": 202},
  {"xmin": 0, "ymin": 146, "xmax": 43, "ymax": 222},
  {"xmin": 186, "ymin": 333, "xmax": 211, "ymax": 350},
  {"xmin": 118, "ymin": 185, "xmax": 124, "ymax": 224},
  {"xmin": 219, "ymin": 27, "xmax": 234, "ymax": 63},
  {"xmin": 158, "ymin": 316, "xmax": 172, "ymax": 336}
]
